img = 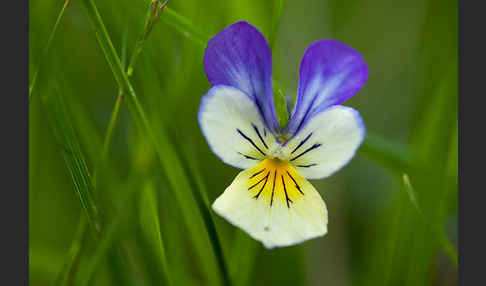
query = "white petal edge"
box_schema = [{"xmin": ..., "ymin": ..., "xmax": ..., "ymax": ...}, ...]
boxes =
[
  {"xmin": 284, "ymin": 105, "xmax": 365, "ymax": 179},
  {"xmin": 198, "ymin": 85, "xmax": 275, "ymax": 169},
  {"xmin": 212, "ymin": 166, "xmax": 328, "ymax": 249}
]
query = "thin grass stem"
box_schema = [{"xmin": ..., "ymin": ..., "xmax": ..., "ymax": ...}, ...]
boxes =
[
  {"xmin": 55, "ymin": 217, "xmax": 88, "ymax": 286},
  {"xmin": 102, "ymin": 94, "xmax": 124, "ymax": 159},
  {"xmin": 29, "ymin": 0, "xmax": 70, "ymax": 101},
  {"xmin": 402, "ymin": 174, "xmax": 458, "ymax": 268}
]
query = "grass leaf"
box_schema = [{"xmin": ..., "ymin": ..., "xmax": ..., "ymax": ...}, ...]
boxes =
[
  {"xmin": 41, "ymin": 85, "xmax": 101, "ymax": 235},
  {"xmin": 138, "ymin": 181, "xmax": 172, "ymax": 286},
  {"xmin": 29, "ymin": 0, "xmax": 70, "ymax": 101},
  {"xmin": 402, "ymin": 174, "xmax": 458, "ymax": 267},
  {"xmin": 80, "ymin": 1, "xmax": 229, "ymax": 284}
]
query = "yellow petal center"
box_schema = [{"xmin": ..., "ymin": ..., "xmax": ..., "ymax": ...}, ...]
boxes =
[{"xmin": 246, "ymin": 158, "xmax": 305, "ymax": 208}]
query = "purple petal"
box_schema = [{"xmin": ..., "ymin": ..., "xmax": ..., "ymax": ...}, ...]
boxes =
[
  {"xmin": 204, "ymin": 21, "xmax": 280, "ymax": 133},
  {"xmin": 286, "ymin": 39, "xmax": 368, "ymax": 135}
]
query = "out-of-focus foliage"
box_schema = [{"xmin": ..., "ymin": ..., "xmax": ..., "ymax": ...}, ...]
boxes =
[{"xmin": 29, "ymin": 0, "xmax": 457, "ymax": 285}]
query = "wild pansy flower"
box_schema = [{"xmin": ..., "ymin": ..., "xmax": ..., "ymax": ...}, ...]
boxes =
[{"xmin": 198, "ymin": 21, "xmax": 368, "ymax": 249}]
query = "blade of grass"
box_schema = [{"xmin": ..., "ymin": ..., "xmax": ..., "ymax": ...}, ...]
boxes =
[
  {"xmin": 77, "ymin": 178, "xmax": 141, "ymax": 286},
  {"xmin": 80, "ymin": 1, "xmax": 228, "ymax": 284},
  {"xmin": 408, "ymin": 64, "xmax": 457, "ymax": 286},
  {"xmin": 44, "ymin": 83, "xmax": 138, "ymax": 284},
  {"xmin": 178, "ymin": 139, "xmax": 258, "ymax": 286},
  {"xmin": 177, "ymin": 137, "xmax": 257, "ymax": 286},
  {"xmin": 103, "ymin": 94, "xmax": 124, "ymax": 159},
  {"xmin": 41, "ymin": 86, "xmax": 101, "ymax": 236},
  {"xmin": 102, "ymin": 27, "xmax": 129, "ymax": 160},
  {"xmin": 36, "ymin": 3, "xmax": 176, "ymax": 285},
  {"xmin": 230, "ymin": 230, "xmax": 259, "ymax": 286},
  {"xmin": 138, "ymin": 181, "xmax": 172, "ymax": 286},
  {"xmin": 41, "ymin": 85, "xmax": 132, "ymax": 286},
  {"xmin": 103, "ymin": 0, "xmax": 165, "ymax": 159},
  {"xmin": 55, "ymin": 216, "xmax": 88, "ymax": 286},
  {"xmin": 78, "ymin": 222, "xmax": 124, "ymax": 285},
  {"xmin": 69, "ymin": 5, "xmax": 172, "ymax": 285},
  {"xmin": 55, "ymin": 32, "xmax": 129, "ymax": 286},
  {"xmin": 402, "ymin": 174, "xmax": 458, "ymax": 268},
  {"xmin": 29, "ymin": 0, "xmax": 70, "ymax": 101},
  {"xmin": 177, "ymin": 141, "xmax": 232, "ymax": 286},
  {"xmin": 387, "ymin": 59, "xmax": 457, "ymax": 286}
]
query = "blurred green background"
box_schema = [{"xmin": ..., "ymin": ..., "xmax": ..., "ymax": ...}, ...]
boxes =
[{"xmin": 29, "ymin": 0, "xmax": 457, "ymax": 285}]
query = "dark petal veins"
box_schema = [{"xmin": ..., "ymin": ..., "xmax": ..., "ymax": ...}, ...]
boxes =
[
  {"xmin": 254, "ymin": 172, "xmax": 270, "ymax": 199},
  {"xmin": 237, "ymin": 152, "xmax": 259, "ymax": 160},
  {"xmin": 248, "ymin": 172, "xmax": 269, "ymax": 190},
  {"xmin": 286, "ymin": 171, "xmax": 304, "ymax": 195},
  {"xmin": 250, "ymin": 168, "xmax": 266, "ymax": 178},
  {"xmin": 237, "ymin": 129, "xmax": 266, "ymax": 156},
  {"xmin": 270, "ymin": 170, "xmax": 277, "ymax": 207},
  {"xmin": 281, "ymin": 175, "xmax": 293, "ymax": 208},
  {"xmin": 252, "ymin": 123, "xmax": 268, "ymax": 149},
  {"xmin": 291, "ymin": 133, "xmax": 313, "ymax": 154},
  {"xmin": 296, "ymin": 164, "xmax": 317, "ymax": 168},
  {"xmin": 290, "ymin": 143, "xmax": 322, "ymax": 161}
]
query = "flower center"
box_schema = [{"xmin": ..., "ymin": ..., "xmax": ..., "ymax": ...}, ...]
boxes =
[
  {"xmin": 276, "ymin": 135, "xmax": 289, "ymax": 144},
  {"xmin": 245, "ymin": 158, "xmax": 305, "ymax": 208},
  {"xmin": 268, "ymin": 143, "xmax": 290, "ymax": 161}
]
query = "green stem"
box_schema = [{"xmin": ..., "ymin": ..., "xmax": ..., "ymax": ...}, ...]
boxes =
[
  {"xmin": 127, "ymin": 0, "xmax": 168, "ymax": 77},
  {"xmin": 102, "ymin": 93, "xmax": 124, "ymax": 159},
  {"xmin": 29, "ymin": 0, "xmax": 69, "ymax": 101},
  {"xmin": 55, "ymin": 216, "xmax": 87, "ymax": 286},
  {"xmin": 104, "ymin": 0, "xmax": 166, "ymax": 155}
]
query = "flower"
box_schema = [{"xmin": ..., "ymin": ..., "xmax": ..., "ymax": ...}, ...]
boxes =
[{"xmin": 198, "ymin": 21, "xmax": 368, "ymax": 249}]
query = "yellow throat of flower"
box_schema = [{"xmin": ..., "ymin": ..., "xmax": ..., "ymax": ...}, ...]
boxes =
[{"xmin": 246, "ymin": 158, "xmax": 305, "ymax": 208}]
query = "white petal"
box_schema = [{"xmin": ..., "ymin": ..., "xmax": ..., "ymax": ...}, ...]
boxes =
[
  {"xmin": 283, "ymin": 105, "xmax": 365, "ymax": 179},
  {"xmin": 212, "ymin": 159, "xmax": 328, "ymax": 249},
  {"xmin": 198, "ymin": 85, "xmax": 275, "ymax": 169}
]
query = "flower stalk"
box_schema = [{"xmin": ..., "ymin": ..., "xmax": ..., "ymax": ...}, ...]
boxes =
[
  {"xmin": 127, "ymin": 0, "xmax": 168, "ymax": 77},
  {"xmin": 104, "ymin": 0, "xmax": 167, "ymax": 158}
]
